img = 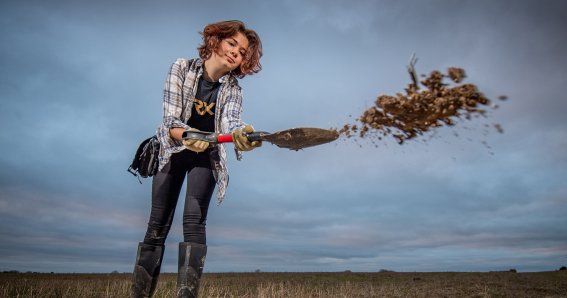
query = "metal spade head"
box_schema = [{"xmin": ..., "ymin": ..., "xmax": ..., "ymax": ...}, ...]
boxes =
[{"xmin": 259, "ymin": 127, "xmax": 339, "ymax": 150}]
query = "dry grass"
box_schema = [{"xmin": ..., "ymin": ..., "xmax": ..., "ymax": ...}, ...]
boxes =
[{"xmin": 1, "ymin": 271, "xmax": 566, "ymax": 297}]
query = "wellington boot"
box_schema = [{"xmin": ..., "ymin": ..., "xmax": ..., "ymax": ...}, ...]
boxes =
[
  {"xmin": 176, "ymin": 242, "xmax": 207, "ymax": 298},
  {"xmin": 131, "ymin": 242, "xmax": 164, "ymax": 298}
]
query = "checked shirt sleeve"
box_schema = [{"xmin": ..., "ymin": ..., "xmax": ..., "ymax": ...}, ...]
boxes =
[
  {"xmin": 221, "ymin": 86, "xmax": 246, "ymax": 134},
  {"xmin": 218, "ymin": 83, "xmax": 248, "ymax": 161},
  {"xmin": 156, "ymin": 58, "xmax": 194, "ymax": 171},
  {"xmin": 162, "ymin": 59, "xmax": 191, "ymax": 131}
]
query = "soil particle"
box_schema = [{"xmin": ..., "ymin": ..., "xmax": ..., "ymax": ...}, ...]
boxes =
[{"xmin": 334, "ymin": 64, "xmax": 504, "ymax": 145}]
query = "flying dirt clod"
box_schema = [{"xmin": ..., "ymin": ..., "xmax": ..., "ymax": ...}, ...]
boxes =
[{"xmin": 335, "ymin": 61, "xmax": 504, "ymax": 145}]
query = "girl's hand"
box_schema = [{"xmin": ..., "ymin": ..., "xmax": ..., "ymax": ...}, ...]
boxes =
[
  {"xmin": 233, "ymin": 125, "xmax": 262, "ymax": 151},
  {"xmin": 182, "ymin": 128, "xmax": 209, "ymax": 153}
]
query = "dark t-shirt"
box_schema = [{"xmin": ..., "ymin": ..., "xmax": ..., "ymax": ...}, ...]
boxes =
[{"xmin": 187, "ymin": 77, "xmax": 221, "ymax": 133}]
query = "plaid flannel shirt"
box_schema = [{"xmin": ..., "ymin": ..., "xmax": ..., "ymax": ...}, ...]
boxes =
[{"xmin": 156, "ymin": 58, "xmax": 247, "ymax": 205}]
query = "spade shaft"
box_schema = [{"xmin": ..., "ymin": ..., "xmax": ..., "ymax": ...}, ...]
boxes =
[{"xmin": 182, "ymin": 127, "xmax": 339, "ymax": 150}]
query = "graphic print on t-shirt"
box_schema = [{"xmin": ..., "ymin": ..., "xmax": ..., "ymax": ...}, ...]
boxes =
[
  {"xmin": 187, "ymin": 77, "xmax": 221, "ymax": 132},
  {"xmin": 194, "ymin": 99, "xmax": 215, "ymax": 116}
]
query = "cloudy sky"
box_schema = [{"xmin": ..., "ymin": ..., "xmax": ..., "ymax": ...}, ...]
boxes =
[{"xmin": 1, "ymin": 0, "xmax": 566, "ymax": 273}]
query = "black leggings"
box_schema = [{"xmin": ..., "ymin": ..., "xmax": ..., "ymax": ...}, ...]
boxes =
[{"xmin": 143, "ymin": 149, "xmax": 216, "ymax": 246}]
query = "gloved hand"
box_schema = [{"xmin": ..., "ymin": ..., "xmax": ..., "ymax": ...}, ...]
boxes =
[
  {"xmin": 233, "ymin": 124, "xmax": 262, "ymax": 151},
  {"xmin": 182, "ymin": 128, "xmax": 209, "ymax": 153}
]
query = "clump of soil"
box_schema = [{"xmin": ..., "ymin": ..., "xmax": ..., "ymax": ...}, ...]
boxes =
[{"xmin": 335, "ymin": 62, "xmax": 504, "ymax": 144}]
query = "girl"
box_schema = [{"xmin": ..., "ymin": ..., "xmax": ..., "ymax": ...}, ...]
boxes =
[{"xmin": 131, "ymin": 20, "xmax": 263, "ymax": 298}]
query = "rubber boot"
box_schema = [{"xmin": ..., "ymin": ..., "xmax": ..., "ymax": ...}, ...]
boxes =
[
  {"xmin": 177, "ymin": 242, "xmax": 207, "ymax": 298},
  {"xmin": 131, "ymin": 242, "xmax": 165, "ymax": 298}
]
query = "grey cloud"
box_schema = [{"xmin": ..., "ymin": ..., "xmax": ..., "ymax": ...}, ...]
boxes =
[{"xmin": 1, "ymin": 0, "xmax": 566, "ymax": 273}]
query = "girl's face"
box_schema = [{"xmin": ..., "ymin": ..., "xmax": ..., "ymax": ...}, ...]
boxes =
[{"xmin": 212, "ymin": 32, "xmax": 249, "ymax": 72}]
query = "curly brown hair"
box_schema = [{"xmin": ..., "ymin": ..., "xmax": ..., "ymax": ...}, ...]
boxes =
[{"xmin": 198, "ymin": 20, "xmax": 262, "ymax": 79}]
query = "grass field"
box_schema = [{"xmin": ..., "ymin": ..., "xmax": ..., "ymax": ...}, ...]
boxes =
[{"xmin": 1, "ymin": 271, "xmax": 566, "ymax": 297}]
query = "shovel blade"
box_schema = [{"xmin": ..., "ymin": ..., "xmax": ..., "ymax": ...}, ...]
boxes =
[{"xmin": 262, "ymin": 127, "xmax": 339, "ymax": 150}]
